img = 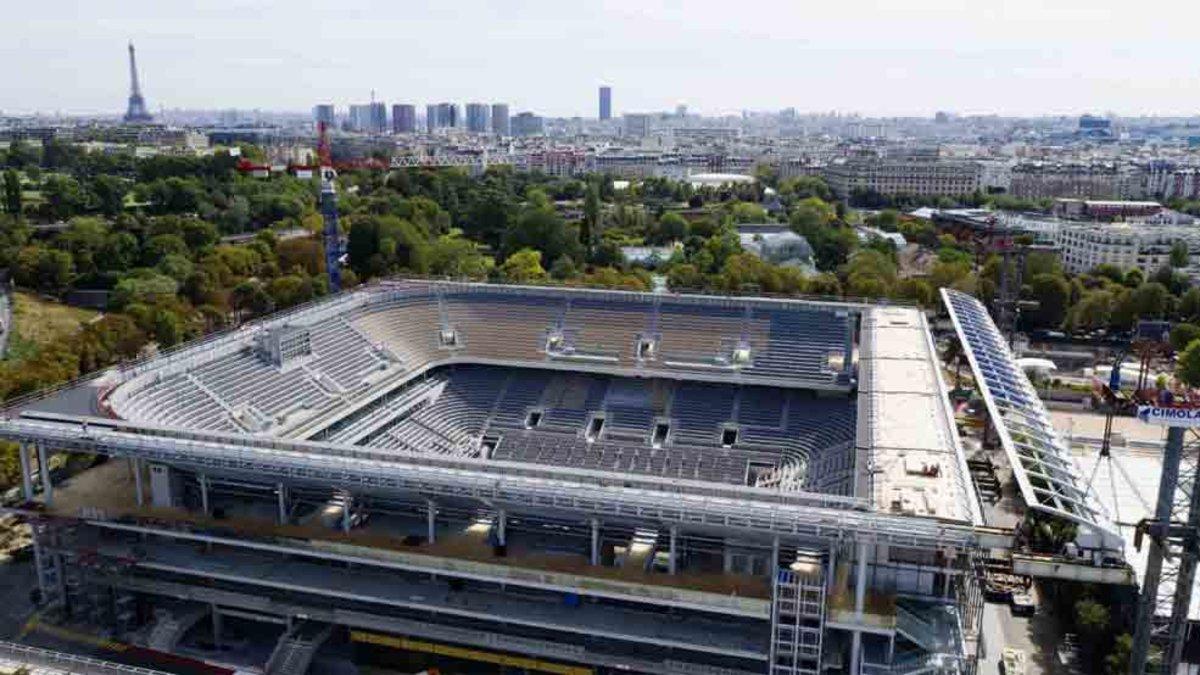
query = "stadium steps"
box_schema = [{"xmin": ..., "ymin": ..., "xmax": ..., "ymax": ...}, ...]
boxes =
[
  {"xmin": 146, "ymin": 604, "xmax": 208, "ymax": 652},
  {"xmin": 266, "ymin": 620, "xmax": 332, "ymax": 675}
]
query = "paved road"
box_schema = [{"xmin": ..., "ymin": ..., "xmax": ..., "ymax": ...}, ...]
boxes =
[{"xmin": 978, "ymin": 587, "xmax": 1062, "ymax": 675}]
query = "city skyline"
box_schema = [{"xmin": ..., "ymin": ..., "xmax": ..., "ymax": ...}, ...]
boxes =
[{"xmin": 5, "ymin": 0, "xmax": 1200, "ymax": 118}]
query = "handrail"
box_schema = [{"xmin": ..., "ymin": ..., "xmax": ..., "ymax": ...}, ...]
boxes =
[
  {"xmin": 0, "ymin": 416, "xmax": 977, "ymax": 549},
  {"xmin": 15, "ymin": 411, "xmax": 870, "ymax": 512},
  {"xmin": 0, "ymin": 640, "xmax": 172, "ymax": 675}
]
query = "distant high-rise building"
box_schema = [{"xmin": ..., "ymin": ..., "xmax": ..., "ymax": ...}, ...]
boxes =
[
  {"xmin": 123, "ymin": 42, "xmax": 153, "ymax": 124},
  {"xmin": 511, "ymin": 112, "xmax": 544, "ymax": 137},
  {"xmin": 675, "ymin": 103, "xmax": 688, "ymax": 118},
  {"xmin": 491, "ymin": 103, "xmax": 510, "ymax": 136},
  {"xmin": 623, "ymin": 113, "xmax": 651, "ymax": 138},
  {"xmin": 348, "ymin": 102, "xmax": 387, "ymax": 133},
  {"xmin": 465, "ymin": 103, "xmax": 491, "ymax": 133},
  {"xmin": 347, "ymin": 105, "xmax": 368, "ymax": 131},
  {"xmin": 369, "ymin": 102, "xmax": 387, "ymax": 133},
  {"xmin": 313, "ymin": 104, "xmax": 335, "ymax": 127},
  {"xmin": 435, "ymin": 103, "xmax": 459, "ymax": 129},
  {"xmin": 599, "ymin": 86, "xmax": 612, "ymax": 121},
  {"xmin": 392, "ymin": 104, "xmax": 416, "ymax": 133},
  {"xmin": 426, "ymin": 104, "xmax": 439, "ymax": 132}
]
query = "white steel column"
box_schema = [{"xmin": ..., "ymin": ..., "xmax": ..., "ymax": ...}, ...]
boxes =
[
  {"xmin": 36, "ymin": 443, "xmax": 52, "ymax": 505},
  {"xmin": 132, "ymin": 458, "xmax": 144, "ymax": 507},
  {"xmin": 668, "ymin": 526, "xmax": 678, "ymax": 575},
  {"xmin": 341, "ymin": 493, "xmax": 351, "ymax": 532},
  {"xmin": 770, "ymin": 535, "xmax": 780, "ymax": 580},
  {"xmin": 198, "ymin": 475, "xmax": 209, "ymax": 516},
  {"xmin": 276, "ymin": 483, "xmax": 287, "ymax": 525},
  {"xmin": 943, "ymin": 548, "xmax": 954, "ymax": 597},
  {"xmin": 590, "ymin": 518, "xmax": 600, "ymax": 566},
  {"xmin": 18, "ymin": 443, "xmax": 32, "ymax": 502},
  {"xmin": 211, "ymin": 604, "xmax": 222, "ymax": 651},
  {"xmin": 854, "ymin": 542, "xmax": 868, "ymax": 615},
  {"xmin": 497, "ymin": 510, "xmax": 507, "ymax": 546},
  {"xmin": 851, "ymin": 541, "xmax": 869, "ymax": 675},
  {"xmin": 426, "ymin": 499, "xmax": 436, "ymax": 543}
]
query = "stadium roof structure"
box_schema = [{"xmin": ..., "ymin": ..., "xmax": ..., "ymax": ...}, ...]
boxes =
[
  {"xmin": 858, "ymin": 305, "xmax": 980, "ymax": 525},
  {"xmin": 0, "ymin": 281, "xmax": 982, "ymax": 548},
  {"xmin": 941, "ymin": 288, "xmax": 1120, "ymax": 549}
]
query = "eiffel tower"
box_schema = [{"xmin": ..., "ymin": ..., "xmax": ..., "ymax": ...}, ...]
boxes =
[{"xmin": 123, "ymin": 42, "xmax": 153, "ymax": 124}]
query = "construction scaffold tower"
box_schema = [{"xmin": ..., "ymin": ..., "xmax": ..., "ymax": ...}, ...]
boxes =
[
  {"xmin": 1130, "ymin": 422, "xmax": 1200, "ymax": 674},
  {"xmin": 317, "ymin": 121, "xmax": 342, "ymax": 293}
]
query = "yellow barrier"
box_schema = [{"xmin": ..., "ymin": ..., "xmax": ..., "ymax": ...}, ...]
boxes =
[{"xmin": 350, "ymin": 629, "xmax": 593, "ymax": 675}]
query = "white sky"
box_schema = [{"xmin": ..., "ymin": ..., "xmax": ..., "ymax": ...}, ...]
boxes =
[{"xmin": 5, "ymin": 0, "xmax": 1200, "ymax": 117}]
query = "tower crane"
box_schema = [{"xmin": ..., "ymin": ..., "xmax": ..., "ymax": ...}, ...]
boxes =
[{"xmin": 317, "ymin": 122, "xmax": 343, "ymax": 293}]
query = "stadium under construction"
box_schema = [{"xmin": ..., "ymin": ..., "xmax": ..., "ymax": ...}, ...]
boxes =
[{"xmin": 0, "ymin": 280, "xmax": 1154, "ymax": 675}]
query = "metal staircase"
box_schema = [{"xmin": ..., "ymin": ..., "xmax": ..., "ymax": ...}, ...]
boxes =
[
  {"xmin": 770, "ymin": 551, "xmax": 826, "ymax": 675},
  {"xmin": 146, "ymin": 605, "xmax": 208, "ymax": 652},
  {"xmin": 266, "ymin": 620, "xmax": 333, "ymax": 675}
]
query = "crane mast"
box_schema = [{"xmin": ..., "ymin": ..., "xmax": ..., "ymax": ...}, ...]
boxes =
[{"xmin": 317, "ymin": 121, "xmax": 342, "ymax": 293}]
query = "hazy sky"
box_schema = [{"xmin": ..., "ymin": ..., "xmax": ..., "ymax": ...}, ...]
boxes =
[{"xmin": 6, "ymin": 0, "xmax": 1200, "ymax": 117}]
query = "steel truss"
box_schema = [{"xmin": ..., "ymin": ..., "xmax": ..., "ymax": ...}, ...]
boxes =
[
  {"xmin": 1130, "ymin": 425, "xmax": 1200, "ymax": 674},
  {"xmin": 0, "ymin": 418, "xmax": 976, "ymax": 551}
]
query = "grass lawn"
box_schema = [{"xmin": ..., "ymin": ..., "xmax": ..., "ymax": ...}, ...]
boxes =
[{"xmin": 6, "ymin": 292, "xmax": 98, "ymax": 361}]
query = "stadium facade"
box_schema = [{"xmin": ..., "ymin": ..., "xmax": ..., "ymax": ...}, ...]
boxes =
[{"xmin": 0, "ymin": 280, "xmax": 1002, "ymax": 674}]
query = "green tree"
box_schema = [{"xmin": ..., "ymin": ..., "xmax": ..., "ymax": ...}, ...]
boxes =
[
  {"xmin": 789, "ymin": 197, "xmax": 836, "ymax": 230},
  {"xmin": 1104, "ymin": 634, "xmax": 1133, "ymax": 675},
  {"xmin": 230, "ymin": 279, "xmax": 274, "ymax": 321},
  {"xmin": 427, "ymin": 233, "xmax": 492, "ymax": 278},
  {"xmin": 893, "ymin": 278, "xmax": 935, "ymax": 307},
  {"xmin": 77, "ymin": 314, "xmax": 146, "ymax": 372},
  {"xmin": 1065, "ymin": 290, "xmax": 1114, "ymax": 332},
  {"xmin": 152, "ymin": 308, "xmax": 185, "ymax": 348},
  {"xmin": 91, "ymin": 174, "xmax": 128, "ymax": 217},
  {"xmin": 500, "ymin": 248, "xmax": 548, "ymax": 283},
  {"xmin": 844, "ymin": 249, "xmax": 897, "ymax": 299},
  {"xmin": 502, "ymin": 204, "xmax": 582, "ymax": 264},
  {"xmin": 1170, "ymin": 323, "xmax": 1200, "ymax": 353},
  {"xmin": 778, "ymin": 176, "xmax": 832, "ymax": 202},
  {"xmin": 2, "ymin": 169, "xmax": 21, "ymax": 216},
  {"xmin": 43, "ymin": 175, "xmax": 88, "ymax": 220},
  {"xmin": 4, "ymin": 140, "xmax": 40, "ymax": 169},
  {"xmin": 267, "ymin": 275, "xmax": 316, "ymax": 309},
  {"xmin": 1130, "ymin": 282, "xmax": 1170, "ymax": 320},
  {"xmin": 144, "ymin": 234, "xmax": 190, "ymax": 264},
  {"xmin": 752, "ymin": 163, "xmax": 779, "ymax": 188},
  {"xmin": 666, "ymin": 263, "xmax": 705, "ymax": 291},
  {"xmin": 13, "ymin": 246, "xmax": 74, "ymax": 294},
  {"xmin": 347, "ymin": 215, "xmax": 430, "ymax": 279},
  {"xmin": 1027, "ymin": 273, "xmax": 1071, "ymax": 328},
  {"xmin": 110, "ymin": 271, "xmax": 179, "ymax": 309},
  {"xmin": 729, "ymin": 201, "xmax": 767, "ymax": 223},
  {"xmin": 929, "ymin": 260, "xmax": 971, "ymax": 290},
  {"xmin": 1091, "ymin": 263, "xmax": 1125, "ymax": 284},
  {"xmin": 1180, "ymin": 288, "xmax": 1200, "ymax": 321},
  {"xmin": 1178, "ymin": 339, "xmax": 1200, "ymax": 388},
  {"xmin": 582, "ymin": 181, "xmax": 601, "ymax": 252},
  {"xmin": 1170, "ymin": 240, "xmax": 1190, "ymax": 268},
  {"xmin": 650, "ymin": 212, "xmax": 689, "ymax": 245}
]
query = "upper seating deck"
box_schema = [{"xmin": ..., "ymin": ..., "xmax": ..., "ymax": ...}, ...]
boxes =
[
  {"xmin": 351, "ymin": 283, "xmax": 857, "ymax": 390},
  {"xmin": 106, "ymin": 281, "xmax": 861, "ymax": 450}
]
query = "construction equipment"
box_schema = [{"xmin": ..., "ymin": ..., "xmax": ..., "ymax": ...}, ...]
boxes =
[{"xmin": 317, "ymin": 122, "xmax": 343, "ymax": 293}]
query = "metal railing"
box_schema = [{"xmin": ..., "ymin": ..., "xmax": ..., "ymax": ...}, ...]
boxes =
[
  {"xmin": 1, "ymin": 416, "xmax": 976, "ymax": 549},
  {"xmin": 0, "ymin": 640, "xmax": 171, "ymax": 675}
]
